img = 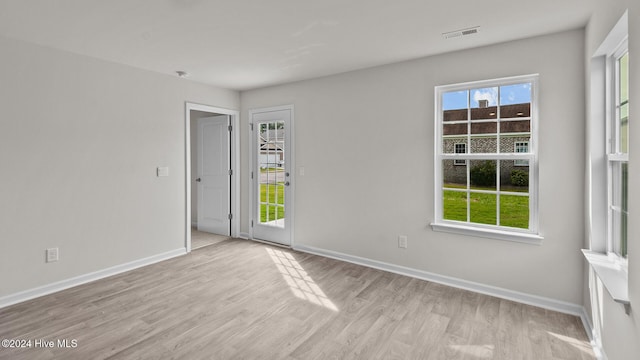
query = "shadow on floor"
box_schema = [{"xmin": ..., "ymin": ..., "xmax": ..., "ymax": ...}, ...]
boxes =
[{"xmin": 191, "ymin": 228, "xmax": 231, "ymax": 250}]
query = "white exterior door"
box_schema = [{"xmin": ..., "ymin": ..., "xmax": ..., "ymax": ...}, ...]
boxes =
[
  {"xmin": 197, "ymin": 115, "xmax": 230, "ymax": 235},
  {"xmin": 251, "ymin": 106, "xmax": 293, "ymax": 246}
]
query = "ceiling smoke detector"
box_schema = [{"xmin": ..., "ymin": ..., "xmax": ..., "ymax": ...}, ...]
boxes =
[{"xmin": 442, "ymin": 26, "xmax": 480, "ymax": 39}]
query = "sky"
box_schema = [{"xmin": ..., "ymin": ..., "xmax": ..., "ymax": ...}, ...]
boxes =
[{"xmin": 443, "ymin": 83, "xmax": 531, "ymax": 110}]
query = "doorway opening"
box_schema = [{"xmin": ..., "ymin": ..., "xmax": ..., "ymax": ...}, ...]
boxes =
[{"xmin": 185, "ymin": 103, "xmax": 239, "ymax": 252}]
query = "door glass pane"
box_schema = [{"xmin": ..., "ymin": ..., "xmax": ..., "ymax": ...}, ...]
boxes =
[{"xmin": 258, "ymin": 121, "xmax": 285, "ymax": 227}]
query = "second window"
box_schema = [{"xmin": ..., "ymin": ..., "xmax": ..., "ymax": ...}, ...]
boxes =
[{"xmin": 435, "ymin": 74, "xmax": 539, "ymax": 235}]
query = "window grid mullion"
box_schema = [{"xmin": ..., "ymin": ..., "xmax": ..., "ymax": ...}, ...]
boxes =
[
  {"xmin": 466, "ymin": 92, "xmax": 471, "ymax": 223},
  {"xmin": 496, "ymin": 160, "xmax": 501, "ymax": 226},
  {"xmin": 496, "ymin": 87, "xmax": 501, "ymax": 227},
  {"xmin": 497, "ymin": 86, "xmax": 501, "ymax": 155},
  {"xmin": 274, "ymin": 124, "xmax": 279, "ymax": 222},
  {"xmin": 615, "ymin": 57, "xmax": 621, "ymax": 154},
  {"xmin": 605, "ymin": 42, "xmax": 628, "ymax": 258},
  {"xmin": 436, "ymin": 74, "xmax": 537, "ymax": 237}
]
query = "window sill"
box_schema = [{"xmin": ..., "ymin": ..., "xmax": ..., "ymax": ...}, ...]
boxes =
[
  {"xmin": 430, "ymin": 222, "xmax": 543, "ymax": 245},
  {"xmin": 581, "ymin": 249, "xmax": 630, "ymax": 309}
]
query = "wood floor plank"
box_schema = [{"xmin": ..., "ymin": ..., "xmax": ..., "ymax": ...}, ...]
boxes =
[{"xmin": 0, "ymin": 238, "xmax": 595, "ymax": 360}]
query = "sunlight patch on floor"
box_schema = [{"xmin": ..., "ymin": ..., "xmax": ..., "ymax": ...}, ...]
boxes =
[
  {"xmin": 547, "ymin": 331, "xmax": 594, "ymax": 355},
  {"xmin": 267, "ymin": 248, "xmax": 338, "ymax": 311}
]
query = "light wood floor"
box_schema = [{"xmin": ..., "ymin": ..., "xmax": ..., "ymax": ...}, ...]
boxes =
[
  {"xmin": 0, "ymin": 239, "xmax": 595, "ymax": 360},
  {"xmin": 191, "ymin": 228, "xmax": 230, "ymax": 250}
]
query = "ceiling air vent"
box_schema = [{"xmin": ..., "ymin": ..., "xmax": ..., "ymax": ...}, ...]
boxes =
[{"xmin": 442, "ymin": 26, "xmax": 480, "ymax": 39}]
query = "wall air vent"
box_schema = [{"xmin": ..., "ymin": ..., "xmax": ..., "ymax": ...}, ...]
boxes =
[{"xmin": 442, "ymin": 26, "xmax": 480, "ymax": 39}]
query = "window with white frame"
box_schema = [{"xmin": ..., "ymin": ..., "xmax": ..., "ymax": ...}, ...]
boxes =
[
  {"xmin": 514, "ymin": 141, "xmax": 529, "ymax": 166},
  {"xmin": 433, "ymin": 74, "xmax": 540, "ymax": 241},
  {"xmin": 454, "ymin": 143, "xmax": 467, "ymax": 165},
  {"xmin": 607, "ymin": 40, "xmax": 629, "ymax": 258},
  {"xmin": 582, "ymin": 12, "xmax": 630, "ymax": 309}
]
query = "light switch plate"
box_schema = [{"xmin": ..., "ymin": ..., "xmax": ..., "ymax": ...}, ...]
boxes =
[
  {"xmin": 398, "ymin": 235, "xmax": 408, "ymax": 249},
  {"xmin": 46, "ymin": 248, "xmax": 59, "ymax": 263}
]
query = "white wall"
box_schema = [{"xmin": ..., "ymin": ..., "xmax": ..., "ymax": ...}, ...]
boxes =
[
  {"xmin": 584, "ymin": 1, "xmax": 639, "ymax": 359},
  {"xmin": 241, "ymin": 29, "xmax": 586, "ymax": 304},
  {"xmin": 3, "ymin": 7, "xmax": 636, "ymax": 358},
  {"xmin": 0, "ymin": 36, "xmax": 239, "ymax": 297}
]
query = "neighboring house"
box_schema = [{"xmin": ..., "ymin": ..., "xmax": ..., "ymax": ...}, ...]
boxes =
[
  {"xmin": 259, "ymin": 128, "xmax": 285, "ymax": 168},
  {"xmin": 442, "ymin": 101, "xmax": 531, "ymax": 186}
]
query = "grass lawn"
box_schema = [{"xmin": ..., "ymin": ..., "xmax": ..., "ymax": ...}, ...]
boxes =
[
  {"xmin": 260, "ymin": 183, "xmax": 285, "ymax": 223},
  {"xmin": 260, "ymin": 167, "xmax": 284, "ymax": 173},
  {"xmin": 443, "ymin": 190, "xmax": 529, "ymax": 229},
  {"xmin": 499, "ymin": 194, "xmax": 529, "ymax": 228}
]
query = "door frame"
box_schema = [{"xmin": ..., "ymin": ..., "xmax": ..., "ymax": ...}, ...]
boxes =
[
  {"xmin": 249, "ymin": 104, "xmax": 295, "ymax": 247},
  {"xmin": 185, "ymin": 102, "xmax": 240, "ymax": 253}
]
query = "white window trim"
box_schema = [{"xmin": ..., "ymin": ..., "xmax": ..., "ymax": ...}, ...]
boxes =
[
  {"xmin": 582, "ymin": 250, "xmax": 629, "ymax": 310},
  {"xmin": 431, "ymin": 74, "xmax": 542, "ymax": 244},
  {"xmin": 605, "ymin": 39, "xmax": 629, "ymax": 265},
  {"xmin": 583, "ymin": 10, "xmax": 629, "ymax": 311}
]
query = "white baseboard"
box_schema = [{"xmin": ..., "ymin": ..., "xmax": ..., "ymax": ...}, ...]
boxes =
[
  {"xmin": 578, "ymin": 308, "xmax": 607, "ymax": 360},
  {"xmin": 294, "ymin": 243, "xmax": 607, "ymax": 358},
  {"xmin": 1, "ymin": 240, "xmax": 606, "ymax": 359},
  {"xmin": 294, "ymin": 244, "xmax": 585, "ymax": 316},
  {"xmin": 0, "ymin": 248, "xmax": 186, "ymax": 309}
]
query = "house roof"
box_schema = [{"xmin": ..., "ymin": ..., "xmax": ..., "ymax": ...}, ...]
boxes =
[
  {"xmin": 443, "ymin": 103, "xmax": 531, "ymax": 135},
  {"xmin": 260, "ymin": 129, "xmax": 285, "ymax": 151}
]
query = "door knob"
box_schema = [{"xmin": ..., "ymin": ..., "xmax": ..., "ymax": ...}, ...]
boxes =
[{"xmin": 195, "ymin": 178, "xmax": 201, "ymax": 182}]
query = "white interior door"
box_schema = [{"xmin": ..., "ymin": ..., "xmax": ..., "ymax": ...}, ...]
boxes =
[
  {"xmin": 197, "ymin": 115, "xmax": 230, "ymax": 235},
  {"xmin": 251, "ymin": 107, "xmax": 293, "ymax": 246}
]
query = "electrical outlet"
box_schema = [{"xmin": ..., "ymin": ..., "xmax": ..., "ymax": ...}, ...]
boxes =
[
  {"xmin": 46, "ymin": 248, "xmax": 59, "ymax": 263},
  {"xmin": 398, "ymin": 235, "xmax": 408, "ymax": 249}
]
